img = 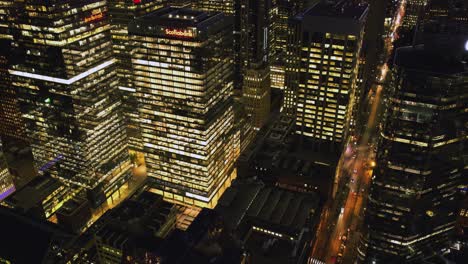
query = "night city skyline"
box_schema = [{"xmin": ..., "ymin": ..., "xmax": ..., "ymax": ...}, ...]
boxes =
[{"xmin": 0, "ymin": 0, "xmax": 466, "ymax": 264}]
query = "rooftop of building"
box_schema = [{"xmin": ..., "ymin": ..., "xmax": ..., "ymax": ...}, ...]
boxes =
[
  {"xmin": 130, "ymin": 6, "xmax": 226, "ymax": 29},
  {"xmin": 215, "ymin": 180, "xmax": 321, "ymax": 237},
  {"xmin": 427, "ymin": 0, "xmax": 468, "ymax": 10},
  {"xmin": 56, "ymin": 196, "xmax": 87, "ymax": 216},
  {"xmin": 244, "ymin": 231, "xmax": 305, "ymax": 264},
  {"xmin": 0, "ymin": 207, "xmax": 75, "ymax": 264},
  {"xmin": 301, "ymin": 0, "xmax": 368, "ymax": 21},
  {"xmin": 92, "ymin": 189, "xmax": 175, "ymax": 250},
  {"xmin": 395, "ymin": 44, "xmax": 468, "ymax": 75},
  {"xmin": 145, "ymin": 209, "xmax": 245, "ymax": 264},
  {"xmin": 5, "ymin": 175, "xmax": 63, "ymax": 211}
]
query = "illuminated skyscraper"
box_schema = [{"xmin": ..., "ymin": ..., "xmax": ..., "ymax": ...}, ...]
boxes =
[
  {"xmin": 284, "ymin": 1, "xmax": 368, "ymax": 148},
  {"xmin": 0, "ymin": 141, "xmax": 15, "ymax": 201},
  {"xmin": 8, "ymin": 0, "xmax": 132, "ymax": 206},
  {"xmin": 402, "ymin": 0, "xmax": 428, "ymax": 30},
  {"xmin": 0, "ymin": 1, "xmax": 25, "ymax": 141},
  {"xmin": 129, "ymin": 7, "xmax": 237, "ymax": 208},
  {"xmin": 359, "ymin": 42, "xmax": 467, "ymax": 262},
  {"xmin": 108, "ymin": 0, "xmax": 165, "ymax": 150},
  {"xmin": 270, "ymin": 0, "xmax": 306, "ymax": 90}
]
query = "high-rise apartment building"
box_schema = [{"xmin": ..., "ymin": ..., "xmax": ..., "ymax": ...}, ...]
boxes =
[
  {"xmin": 0, "ymin": 141, "xmax": 15, "ymax": 201},
  {"xmin": 8, "ymin": 0, "xmax": 132, "ymax": 207},
  {"xmin": 284, "ymin": 1, "xmax": 368, "ymax": 147},
  {"xmin": 0, "ymin": 1, "xmax": 25, "ymax": 141},
  {"xmin": 108, "ymin": 0, "xmax": 165, "ymax": 150},
  {"xmin": 359, "ymin": 43, "xmax": 467, "ymax": 262},
  {"xmin": 129, "ymin": 7, "xmax": 237, "ymax": 208}
]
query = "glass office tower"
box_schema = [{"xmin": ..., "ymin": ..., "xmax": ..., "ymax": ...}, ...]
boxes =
[
  {"xmin": 270, "ymin": 0, "xmax": 305, "ymax": 90},
  {"xmin": 108, "ymin": 0, "xmax": 165, "ymax": 150},
  {"xmin": 0, "ymin": 1, "xmax": 25, "ymax": 141},
  {"xmin": 243, "ymin": 67, "xmax": 271, "ymax": 130},
  {"xmin": 284, "ymin": 1, "xmax": 368, "ymax": 147},
  {"xmin": 8, "ymin": 0, "xmax": 132, "ymax": 206},
  {"xmin": 195, "ymin": 0, "xmax": 243, "ymax": 92},
  {"xmin": 129, "ymin": 7, "xmax": 237, "ymax": 208},
  {"xmin": 359, "ymin": 43, "xmax": 467, "ymax": 262}
]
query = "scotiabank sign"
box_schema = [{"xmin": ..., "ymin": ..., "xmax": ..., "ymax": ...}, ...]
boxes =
[
  {"xmin": 84, "ymin": 12, "xmax": 103, "ymax": 23},
  {"xmin": 165, "ymin": 29, "xmax": 194, "ymax": 38}
]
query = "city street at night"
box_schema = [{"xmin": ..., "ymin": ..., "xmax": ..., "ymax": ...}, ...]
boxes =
[
  {"xmin": 0, "ymin": 0, "xmax": 466, "ymax": 263},
  {"xmin": 310, "ymin": 1, "xmax": 406, "ymax": 263}
]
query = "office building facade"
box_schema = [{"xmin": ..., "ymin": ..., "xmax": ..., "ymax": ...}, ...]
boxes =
[
  {"xmin": 129, "ymin": 7, "xmax": 237, "ymax": 208},
  {"xmin": 241, "ymin": 0, "xmax": 272, "ymax": 130},
  {"xmin": 402, "ymin": 0, "xmax": 428, "ymax": 30},
  {"xmin": 8, "ymin": 0, "xmax": 132, "ymax": 206},
  {"xmin": 108, "ymin": 0, "xmax": 165, "ymax": 150},
  {"xmin": 359, "ymin": 44, "xmax": 467, "ymax": 262},
  {"xmin": 195, "ymin": 0, "xmax": 245, "ymax": 93},
  {"xmin": 0, "ymin": 1, "xmax": 25, "ymax": 141},
  {"xmin": 243, "ymin": 67, "xmax": 271, "ymax": 129},
  {"xmin": 284, "ymin": 1, "xmax": 368, "ymax": 147},
  {"xmin": 195, "ymin": 0, "xmax": 235, "ymax": 15},
  {"xmin": 270, "ymin": 0, "xmax": 306, "ymax": 90}
]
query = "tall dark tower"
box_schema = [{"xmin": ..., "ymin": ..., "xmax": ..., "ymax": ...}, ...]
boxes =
[
  {"xmin": 241, "ymin": 0, "xmax": 272, "ymax": 130},
  {"xmin": 359, "ymin": 42, "xmax": 467, "ymax": 262},
  {"xmin": 423, "ymin": 0, "xmax": 468, "ymax": 36}
]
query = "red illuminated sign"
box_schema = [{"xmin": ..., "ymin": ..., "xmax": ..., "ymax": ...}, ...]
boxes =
[
  {"xmin": 165, "ymin": 29, "xmax": 194, "ymax": 38},
  {"xmin": 84, "ymin": 12, "xmax": 103, "ymax": 23},
  {"xmin": 134, "ymin": 0, "xmax": 142, "ymax": 4}
]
